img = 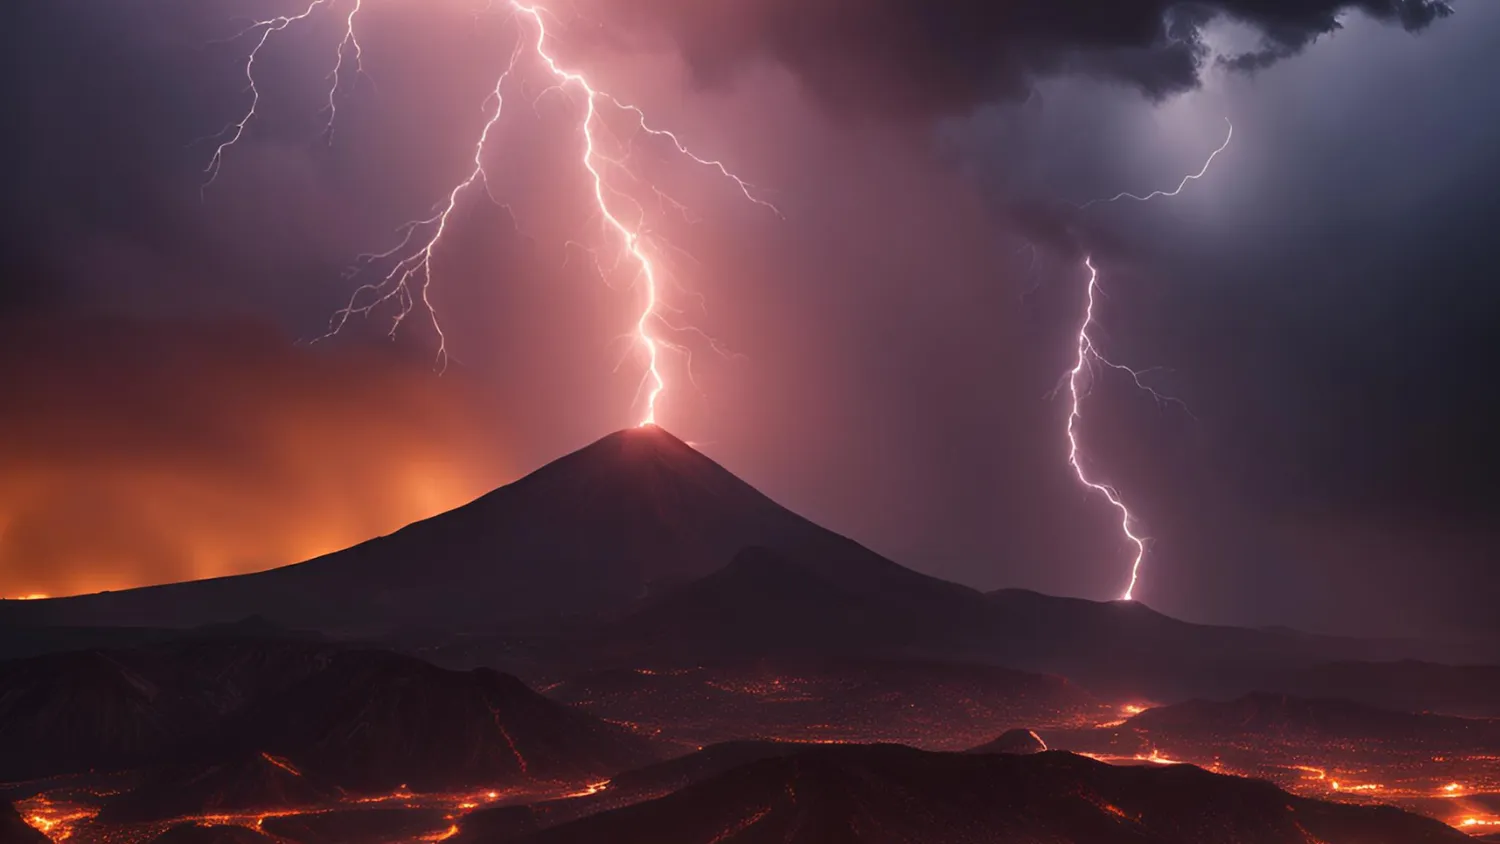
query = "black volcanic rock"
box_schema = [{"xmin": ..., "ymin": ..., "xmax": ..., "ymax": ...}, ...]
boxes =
[
  {"xmin": 504, "ymin": 745, "xmax": 1468, "ymax": 844},
  {"xmin": 545, "ymin": 656, "xmax": 1094, "ymax": 749},
  {"xmin": 0, "ymin": 638, "xmax": 661, "ymax": 809},
  {"xmin": 3, "ymin": 427, "xmax": 974, "ymax": 630},
  {"xmin": 0, "ymin": 649, "xmax": 178, "ymax": 780},
  {"xmin": 147, "ymin": 824, "xmax": 277, "ymax": 844},
  {"xmin": 1274, "ymin": 660, "xmax": 1500, "ymax": 718},
  {"xmin": 596, "ymin": 547, "xmax": 929, "ymax": 661},
  {"xmin": 1126, "ymin": 692, "xmax": 1500, "ymax": 748},
  {"xmin": 969, "ymin": 728, "xmax": 1049, "ymax": 755},
  {"xmin": 259, "ymin": 808, "xmax": 454, "ymax": 844},
  {"xmin": 0, "ymin": 802, "xmax": 48, "ymax": 844},
  {"xmin": 0, "ymin": 638, "xmax": 339, "ymax": 781},
  {"xmin": 243, "ymin": 650, "xmax": 664, "ymax": 793},
  {"xmin": 100, "ymin": 752, "xmax": 337, "ymax": 823},
  {"xmin": 458, "ymin": 741, "xmax": 804, "ymax": 842}
]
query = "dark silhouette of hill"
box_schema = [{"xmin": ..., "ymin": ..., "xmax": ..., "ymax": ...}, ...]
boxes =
[
  {"xmin": 568, "ymin": 561, "xmax": 1456, "ymax": 705},
  {"xmin": 0, "ymin": 616, "xmax": 323, "ymax": 662},
  {"xmin": 2, "ymin": 427, "xmax": 971, "ymax": 630},
  {"xmin": 1271, "ymin": 660, "xmax": 1500, "ymax": 718},
  {"xmin": 1036, "ymin": 692, "xmax": 1500, "ymax": 798},
  {"xmin": 100, "ymin": 752, "xmax": 336, "ymax": 823},
  {"xmin": 0, "ymin": 638, "xmax": 336, "ymax": 781},
  {"xmin": 239, "ymin": 650, "xmax": 663, "ymax": 794},
  {"xmin": 544, "ymin": 655, "xmax": 1094, "ymax": 749},
  {"xmin": 0, "ymin": 802, "xmax": 48, "ymax": 844},
  {"xmin": 2, "ymin": 427, "xmax": 1483, "ymax": 710},
  {"xmin": 968, "ymin": 728, "xmax": 1049, "ymax": 755},
  {"xmin": 0, "ymin": 638, "xmax": 662, "ymax": 808},
  {"xmin": 458, "ymin": 741, "xmax": 804, "ymax": 842},
  {"xmin": 259, "ymin": 807, "xmax": 454, "ymax": 844},
  {"xmin": 1125, "ymin": 692, "xmax": 1500, "ymax": 749},
  {"xmin": 146, "ymin": 824, "xmax": 277, "ymax": 844},
  {"xmin": 976, "ymin": 589, "xmax": 1403, "ymax": 700},
  {"xmin": 592, "ymin": 546, "xmax": 970, "ymax": 662},
  {"xmin": 496, "ymin": 745, "xmax": 1466, "ymax": 844}
]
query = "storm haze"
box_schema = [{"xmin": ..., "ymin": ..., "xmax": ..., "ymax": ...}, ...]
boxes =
[{"xmin": 0, "ymin": 0, "xmax": 1496, "ymax": 638}]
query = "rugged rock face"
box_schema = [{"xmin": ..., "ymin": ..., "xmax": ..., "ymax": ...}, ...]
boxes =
[
  {"xmin": 1124, "ymin": 692, "xmax": 1500, "ymax": 749},
  {"xmin": 3, "ymin": 640, "xmax": 664, "ymax": 821},
  {"xmin": 501, "ymin": 745, "xmax": 1470, "ymax": 844}
]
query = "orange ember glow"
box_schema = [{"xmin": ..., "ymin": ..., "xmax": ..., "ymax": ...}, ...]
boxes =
[
  {"xmin": 260, "ymin": 752, "xmax": 303, "ymax": 777},
  {"xmin": 18, "ymin": 796, "xmax": 99, "ymax": 842},
  {"xmin": 2, "ymin": 324, "xmax": 514, "ymax": 599},
  {"xmin": 16, "ymin": 781, "xmax": 592, "ymax": 844},
  {"xmin": 558, "ymin": 780, "xmax": 612, "ymax": 800},
  {"xmin": 1137, "ymin": 749, "xmax": 1184, "ymax": 766},
  {"xmin": 705, "ymin": 807, "xmax": 772, "ymax": 844},
  {"xmin": 1290, "ymin": 765, "xmax": 1330, "ymax": 782}
]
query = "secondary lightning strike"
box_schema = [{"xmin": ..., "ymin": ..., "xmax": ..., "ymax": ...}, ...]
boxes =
[
  {"xmin": 1079, "ymin": 118, "xmax": 1233, "ymax": 208},
  {"xmin": 1067, "ymin": 258, "xmax": 1150, "ymax": 601},
  {"xmin": 207, "ymin": 0, "xmax": 774, "ymax": 427},
  {"xmin": 1063, "ymin": 117, "xmax": 1234, "ymax": 601},
  {"xmin": 325, "ymin": 39, "xmax": 524, "ymax": 369},
  {"xmin": 323, "ymin": 0, "xmax": 366, "ymax": 142}
]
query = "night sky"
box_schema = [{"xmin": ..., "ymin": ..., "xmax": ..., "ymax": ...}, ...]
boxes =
[{"xmin": 2, "ymin": 0, "xmax": 1496, "ymax": 639}]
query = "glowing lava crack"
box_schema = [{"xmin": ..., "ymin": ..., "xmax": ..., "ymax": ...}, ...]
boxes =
[{"xmin": 202, "ymin": 0, "xmax": 778, "ymax": 427}]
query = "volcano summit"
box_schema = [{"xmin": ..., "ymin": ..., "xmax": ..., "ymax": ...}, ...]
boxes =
[{"xmin": 3, "ymin": 427, "xmax": 968, "ymax": 631}]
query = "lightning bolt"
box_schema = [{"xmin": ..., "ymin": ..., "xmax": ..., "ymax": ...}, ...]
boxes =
[
  {"xmin": 1062, "ymin": 118, "xmax": 1233, "ymax": 601},
  {"xmin": 1066, "ymin": 258, "xmax": 1151, "ymax": 601},
  {"xmin": 322, "ymin": 0, "xmax": 366, "ymax": 143},
  {"xmin": 203, "ymin": 0, "xmax": 777, "ymax": 427},
  {"xmin": 202, "ymin": 0, "xmax": 335, "ymax": 188},
  {"xmin": 1078, "ymin": 118, "xmax": 1233, "ymax": 208}
]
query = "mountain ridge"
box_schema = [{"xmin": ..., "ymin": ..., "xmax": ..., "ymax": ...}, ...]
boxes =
[{"xmin": 1, "ymin": 427, "xmax": 970, "ymax": 631}]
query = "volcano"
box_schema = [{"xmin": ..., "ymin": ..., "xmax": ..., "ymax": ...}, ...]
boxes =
[
  {"xmin": 4, "ymin": 427, "xmax": 970, "ymax": 631},
  {"xmin": 6, "ymin": 427, "xmax": 1463, "ymax": 709}
]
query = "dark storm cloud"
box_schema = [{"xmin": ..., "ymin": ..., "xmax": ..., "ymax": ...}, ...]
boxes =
[
  {"xmin": 601, "ymin": 0, "xmax": 1451, "ymax": 116},
  {"xmin": 0, "ymin": 0, "xmax": 1491, "ymax": 639}
]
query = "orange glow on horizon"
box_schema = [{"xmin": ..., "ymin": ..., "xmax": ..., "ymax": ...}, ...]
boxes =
[
  {"xmin": 3, "ymin": 323, "xmax": 517, "ymax": 601},
  {"xmin": 3, "ymin": 460, "xmax": 502, "ymax": 599}
]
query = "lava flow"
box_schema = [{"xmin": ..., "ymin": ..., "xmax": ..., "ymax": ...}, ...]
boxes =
[{"xmin": 203, "ymin": 0, "xmax": 777, "ymax": 427}]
